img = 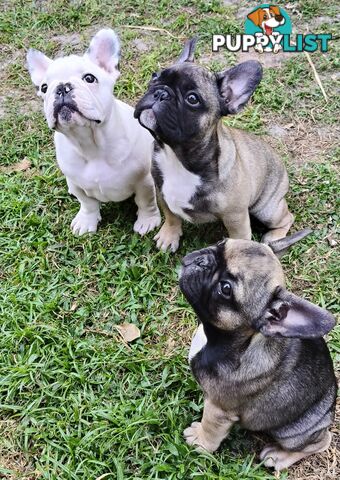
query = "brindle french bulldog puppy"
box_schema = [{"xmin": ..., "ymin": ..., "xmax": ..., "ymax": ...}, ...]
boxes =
[
  {"xmin": 134, "ymin": 38, "xmax": 294, "ymax": 252},
  {"xmin": 179, "ymin": 229, "xmax": 337, "ymax": 471}
]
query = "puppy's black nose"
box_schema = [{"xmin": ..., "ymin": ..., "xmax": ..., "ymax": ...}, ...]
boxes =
[
  {"xmin": 56, "ymin": 83, "xmax": 73, "ymax": 97},
  {"xmin": 275, "ymin": 14, "xmax": 284, "ymax": 22},
  {"xmin": 153, "ymin": 89, "xmax": 170, "ymax": 101}
]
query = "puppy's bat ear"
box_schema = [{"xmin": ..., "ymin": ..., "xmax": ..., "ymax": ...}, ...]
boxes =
[
  {"xmin": 26, "ymin": 49, "xmax": 52, "ymax": 89},
  {"xmin": 85, "ymin": 28, "xmax": 120, "ymax": 77},
  {"xmin": 177, "ymin": 37, "xmax": 198, "ymax": 63},
  {"xmin": 267, "ymin": 228, "xmax": 312, "ymax": 258},
  {"xmin": 217, "ymin": 60, "xmax": 262, "ymax": 115},
  {"xmin": 256, "ymin": 289, "xmax": 336, "ymax": 339}
]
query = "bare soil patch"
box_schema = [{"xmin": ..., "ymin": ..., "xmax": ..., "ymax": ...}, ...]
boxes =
[
  {"xmin": 0, "ymin": 420, "xmax": 38, "ymax": 479},
  {"xmin": 264, "ymin": 116, "xmax": 339, "ymax": 166}
]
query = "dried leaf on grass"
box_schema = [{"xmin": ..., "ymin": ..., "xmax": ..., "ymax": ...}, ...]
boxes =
[
  {"xmin": 0, "ymin": 158, "xmax": 31, "ymax": 173},
  {"xmin": 115, "ymin": 323, "xmax": 141, "ymax": 343},
  {"xmin": 326, "ymin": 235, "xmax": 338, "ymax": 248},
  {"xmin": 85, "ymin": 323, "xmax": 141, "ymax": 344}
]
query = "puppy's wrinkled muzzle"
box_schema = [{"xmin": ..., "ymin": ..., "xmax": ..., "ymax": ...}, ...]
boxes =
[
  {"xmin": 180, "ymin": 247, "xmax": 218, "ymax": 320},
  {"xmin": 53, "ymin": 82, "xmax": 76, "ymax": 120},
  {"xmin": 134, "ymin": 86, "xmax": 174, "ymax": 129},
  {"xmin": 182, "ymin": 247, "xmax": 217, "ymax": 269},
  {"xmin": 134, "ymin": 94, "xmax": 158, "ymax": 132},
  {"xmin": 44, "ymin": 77, "xmax": 104, "ymax": 129},
  {"xmin": 181, "ymin": 249, "xmax": 215, "ymax": 270},
  {"xmin": 134, "ymin": 94, "xmax": 154, "ymax": 119}
]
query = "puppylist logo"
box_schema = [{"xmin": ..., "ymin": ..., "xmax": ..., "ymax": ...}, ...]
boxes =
[{"xmin": 212, "ymin": 4, "xmax": 332, "ymax": 54}]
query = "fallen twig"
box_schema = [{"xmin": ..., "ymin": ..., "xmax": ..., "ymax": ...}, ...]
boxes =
[
  {"xmin": 284, "ymin": 35, "xmax": 329, "ymax": 103},
  {"xmin": 304, "ymin": 51, "xmax": 328, "ymax": 103}
]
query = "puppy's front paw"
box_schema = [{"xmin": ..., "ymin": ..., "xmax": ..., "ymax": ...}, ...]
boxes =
[
  {"xmin": 183, "ymin": 422, "xmax": 217, "ymax": 453},
  {"xmin": 133, "ymin": 212, "xmax": 161, "ymax": 236},
  {"xmin": 71, "ymin": 211, "xmax": 101, "ymax": 236},
  {"xmin": 154, "ymin": 223, "xmax": 182, "ymax": 252}
]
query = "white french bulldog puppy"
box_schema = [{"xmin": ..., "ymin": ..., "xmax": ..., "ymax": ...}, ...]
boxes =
[{"xmin": 27, "ymin": 29, "xmax": 160, "ymax": 236}]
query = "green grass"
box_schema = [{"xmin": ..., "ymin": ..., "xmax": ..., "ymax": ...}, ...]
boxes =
[{"xmin": 0, "ymin": 1, "xmax": 338, "ymax": 479}]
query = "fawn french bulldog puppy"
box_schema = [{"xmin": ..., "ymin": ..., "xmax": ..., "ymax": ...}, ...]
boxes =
[
  {"xmin": 179, "ymin": 229, "xmax": 336, "ymax": 471},
  {"xmin": 27, "ymin": 29, "xmax": 160, "ymax": 236},
  {"xmin": 134, "ymin": 38, "xmax": 293, "ymax": 252}
]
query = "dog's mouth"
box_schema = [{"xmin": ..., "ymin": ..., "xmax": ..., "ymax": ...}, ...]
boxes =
[
  {"xmin": 264, "ymin": 25, "xmax": 273, "ymax": 35},
  {"xmin": 136, "ymin": 107, "xmax": 165, "ymax": 143},
  {"xmin": 54, "ymin": 102, "xmax": 101, "ymax": 127},
  {"xmin": 55, "ymin": 103, "xmax": 76, "ymax": 122},
  {"xmin": 139, "ymin": 108, "xmax": 157, "ymax": 131}
]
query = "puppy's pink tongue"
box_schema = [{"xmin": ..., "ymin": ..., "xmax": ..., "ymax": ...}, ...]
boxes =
[
  {"xmin": 265, "ymin": 25, "xmax": 273, "ymax": 35},
  {"xmin": 140, "ymin": 109, "xmax": 156, "ymax": 130}
]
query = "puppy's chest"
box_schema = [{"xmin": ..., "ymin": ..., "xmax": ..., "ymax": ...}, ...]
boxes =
[
  {"xmin": 57, "ymin": 144, "xmax": 137, "ymax": 202},
  {"xmin": 189, "ymin": 326, "xmax": 226, "ymax": 382},
  {"xmin": 189, "ymin": 330, "xmax": 279, "ymax": 407},
  {"xmin": 154, "ymin": 147, "xmax": 214, "ymax": 222}
]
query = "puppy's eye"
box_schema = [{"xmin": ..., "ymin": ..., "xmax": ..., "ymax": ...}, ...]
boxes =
[
  {"xmin": 219, "ymin": 281, "xmax": 232, "ymax": 299},
  {"xmin": 41, "ymin": 83, "xmax": 48, "ymax": 93},
  {"xmin": 186, "ymin": 93, "xmax": 200, "ymax": 106},
  {"xmin": 263, "ymin": 15, "xmax": 268, "ymax": 19},
  {"xmin": 83, "ymin": 73, "xmax": 97, "ymax": 83}
]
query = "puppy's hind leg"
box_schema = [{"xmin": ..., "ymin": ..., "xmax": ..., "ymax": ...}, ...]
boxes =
[
  {"xmin": 260, "ymin": 198, "xmax": 294, "ymax": 243},
  {"xmin": 133, "ymin": 172, "xmax": 161, "ymax": 236},
  {"xmin": 184, "ymin": 398, "xmax": 236, "ymax": 453},
  {"xmin": 260, "ymin": 429, "xmax": 332, "ymax": 472}
]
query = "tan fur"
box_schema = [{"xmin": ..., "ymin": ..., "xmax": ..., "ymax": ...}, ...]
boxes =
[
  {"xmin": 186, "ymin": 398, "xmax": 332, "ymax": 471},
  {"xmin": 135, "ymin": 54, "xmax": 292, "ymax": 251},
  {"xmin": 260, "ymin": 431, "xmax": 332, "ymax": 470},
  {"xmin": 184, "ymin": 398, "xmax": 237, "ymax": 452},
  {"xmin": 160, "ymin": 123, "xmax": 293, "ymax": 249},
  {"xmin": 154, "ymin": 195, "xmax": 183, "ymax": 252}
]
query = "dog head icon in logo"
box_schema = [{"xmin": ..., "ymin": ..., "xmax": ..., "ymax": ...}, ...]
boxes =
[
  {"xmin": 248, "ymin": 5, "xmax": 285, "ymax": 35},
  {"xmin": 245, "ymin": 4, "xmax": 292, "ymax": 53}
]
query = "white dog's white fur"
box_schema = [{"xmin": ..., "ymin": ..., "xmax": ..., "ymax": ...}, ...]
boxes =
[{"xmin": 27, "ymin": 29, "xmax": 160, "ymax": 235}]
